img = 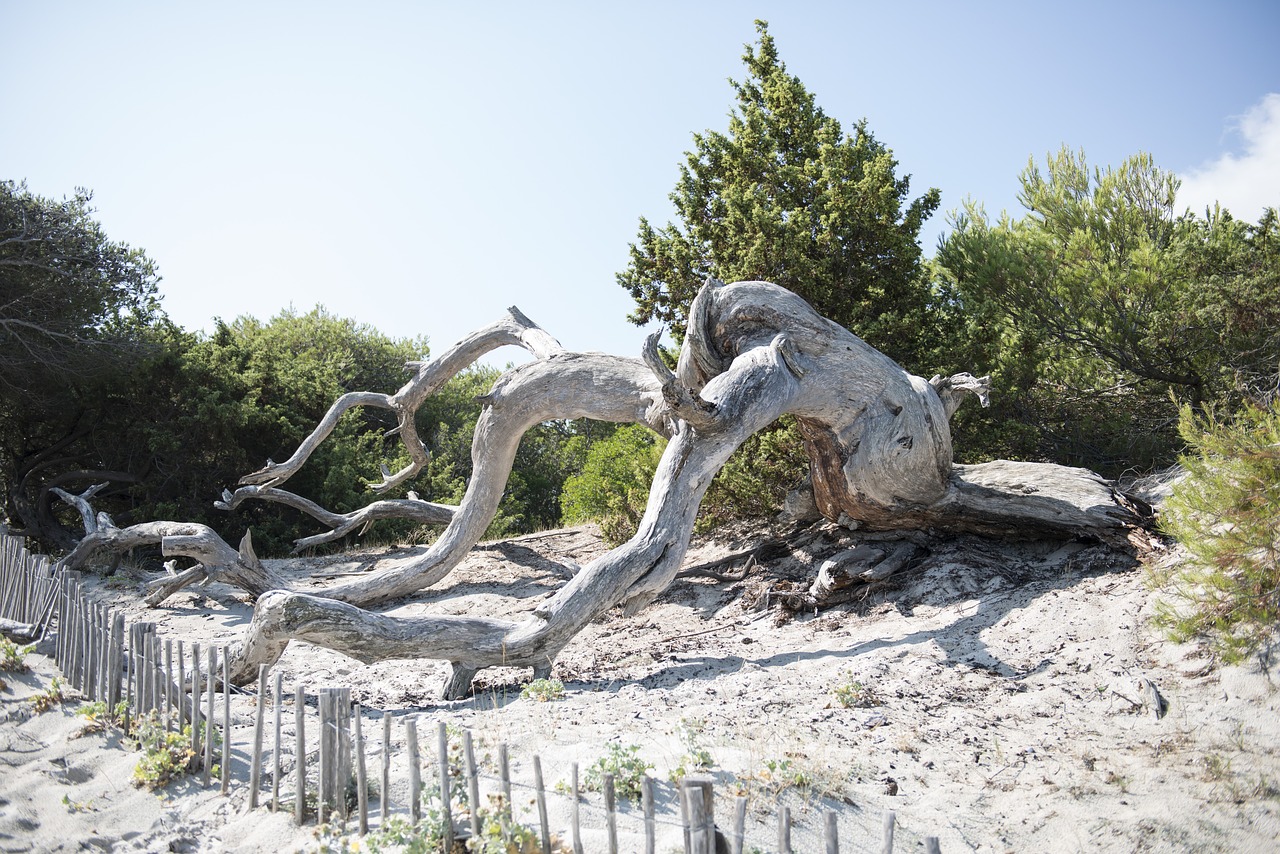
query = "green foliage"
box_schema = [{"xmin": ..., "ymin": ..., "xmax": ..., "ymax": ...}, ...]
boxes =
[
  {"xmin": 698, "ymin": 417, "xmax": 810, "ymax": 531},
  {"xmin": 0, "ymin": 181, "xmax": 166, "ymax": 549},
  {"xmin": 741, "ymin": 756, "xmax": 813, "ymax": 797},
  {"xmin": 561, "ymin": 424, "xmax": 666, "ymax": 544},
  {"xmin": 832, "ymin": 677, "xmax": 881, "ymax": 709},
  {"xmin": 668, "ymin": 718, "xmax": 715, "ymax": 783},
  {"xmin": 1153, "ymin": 401, "xmax": 1280, "ymax": 662},
  {"xmin": 937, "ymin": 148, "xmax": 1280, "ymax": 473},
  {"xmin": 620, "ymin": 20, "xmax": 940, "ymax": 367},
  {"xmin": 519, "ymin": 678, "xmax": 565, "ymax": 703},
  {"xmin": 30, "ymin": 676, "xmax": 66, "ymax": 712},
  {"xmin": 73, "ymin": 699, "xmax": 129, "ymax": 737},
  {"xmin": 466, "ymin": 795, "xmax": 543, "ymax": 853},
  {"xmin": 0, "ymin": 638, "xmax": 34, "ymax": 672},
  {"xmin": 130, "ymin": 712, "xmax": 204, "ymax": 789},
  {"xmin": 0, "ymin": 180, "xmax": 161, "ymax": 402},
  {"xmin": 582, "ymin": 743, "xmax": 653, "ymax": 802},
  {"xmin": 613, "ymin": 21, "xmax": 940, "ymax": 530}
]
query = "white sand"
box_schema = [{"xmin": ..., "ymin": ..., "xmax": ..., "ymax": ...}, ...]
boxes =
[{"xmin": 2, "ymin": 523, "xmax": 1277, "ymax": 852}]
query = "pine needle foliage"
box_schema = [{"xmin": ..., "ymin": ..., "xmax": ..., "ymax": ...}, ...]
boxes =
[{"xmin": 1154, "ymin": 400, "xmax": 1280, "ymax": 662}]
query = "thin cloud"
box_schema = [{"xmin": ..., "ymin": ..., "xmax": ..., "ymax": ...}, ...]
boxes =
[{"xmin": 1178, "ymin": 93, "xmax": 1280, "ymax": 220}]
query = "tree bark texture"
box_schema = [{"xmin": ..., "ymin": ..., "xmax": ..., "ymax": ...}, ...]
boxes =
[{"xmin": 193, "ymin": 280, "xmax": 1148, "ymax": 696}]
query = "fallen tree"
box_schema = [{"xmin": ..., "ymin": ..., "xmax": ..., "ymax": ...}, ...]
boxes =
[{"xmin": 185, "ymin": 279, "xmax": 1138, "ymax": 696}]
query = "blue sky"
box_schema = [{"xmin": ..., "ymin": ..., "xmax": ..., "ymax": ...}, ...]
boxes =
[{"xmin": 3, "ymin": 1, "xmax": 1278, "ymax": 365}]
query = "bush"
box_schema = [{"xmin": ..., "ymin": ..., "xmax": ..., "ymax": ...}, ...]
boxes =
[
  {"xmin": 0, "ymin": 638, "xmax": 33, "ymax": 672},
  {"xmin": 1153, "ymin": 400, "xmax": 1280, "ymax": 662},
  {"xmin": 560, "ymin": 425, "xmax": 665, "ymax": 544},
  {"xmin": 582, "ymin": 743, "xmax": 653, "ymax": 802}
]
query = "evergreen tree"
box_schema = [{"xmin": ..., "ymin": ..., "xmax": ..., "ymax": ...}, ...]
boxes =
[{"xmin": 618, "ymin": 20, "xmax": 940, "ymax": 365}]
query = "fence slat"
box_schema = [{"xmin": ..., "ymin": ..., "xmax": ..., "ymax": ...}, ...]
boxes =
[
  {"xmin": 248, "ymin": 665, "xmax": 267, "ymax": 811},
  {"xmin": 464, "ymin": 730, "xmax": 481, "ymax": 841},
  {"xmin": 273, "ymin": 672, "xmax": 284, "ymax": 812},
  {"xmin": 571, "ymin": 762, "xmax": 584, "ymax": 854},
  {"xmin": 642, "ymin": 775, "xmax": 656, "ymax": 854},
  {"xmin": 825, "ymin": 811, "xmax": 839, "ymax": 854},
  {"xmin": 221, "ymin": 651, "xmax": 231, "ymax": 795},
  {"xmin": 881, "ymin": 808, "xmax": 896, "ymax": 854},
  {"xmin": 603, "ymin": 772, "xmax": 618, "ymax": 854},
  {"xmin": 437, "ymin": 722, "xmax": 454, "ymax": 850},
  {"xmin": 406, "ymin": 717, "xmax": 421, "ymax": 826},
  {"xmin": 533, "ymin": 755, "xmax": 550, "ymax": 854},
  {"xmin": 354, "ymin": 705, "xmax": 368, "ymax": 835},
  {"xmin": 731, "ymin": 796, "xmax": 747, "ymax": 854},
  {"xmin": 380, "ymin": 711, "xmax": 392, "ymax": 824},
  {"xmin": 295, "ymin": 685, "xmax": 306, "ymax": 826}
]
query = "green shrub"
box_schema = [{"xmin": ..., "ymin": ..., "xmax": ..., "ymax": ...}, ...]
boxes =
[
  {"xmin": 668, "ymin": 718, "xmax": 715, "ymax": 783},
  {"xmin": 130, "ymin": 712, "xmax": 212, "ymax": 789},
  {"xmin": 832, "ymin": 677, "xmax": 881, "ymax": 709},
  {"xmin": 561, "ymin": 425, "xmax": 665, "ymax": 544},
  {"xmin": 519, "ymin": 678, "xmax": 565, "ymax": 703},
  {"xmin": 0, "ymin": 638, "xmax": 33, "ymax": 672},
  {"xmin": 1154, "ymin": 400, "xmax": 1280, "ymax": 662},
  {"xmin": 30, "ymin": 676, "xmax": 65, "ymax": 712},
  {"xmin": 582, "ymin": 743, "xmax": 653, "ymax": 802},
  {"xmin": 697, "ymin": 417, "xmax": 811, "ymax": 531}
]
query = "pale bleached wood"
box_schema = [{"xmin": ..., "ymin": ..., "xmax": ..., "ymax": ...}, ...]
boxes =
[{"xmin": 91, "ymin": 280, "xmax": 1144, "ymax": 699}]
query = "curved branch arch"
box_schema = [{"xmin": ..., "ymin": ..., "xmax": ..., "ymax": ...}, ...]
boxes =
[{"xmin": 206, "ymin": 280, "xmax": 1143, "ymax": 697}]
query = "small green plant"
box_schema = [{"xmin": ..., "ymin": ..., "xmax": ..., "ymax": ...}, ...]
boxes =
[
  {"xmin": 130, "ymin": 712, "xmax": 207, "ymax": 790},
  {"xmin": 30, "ymin": 676, "xmax": 66, "ymax": 712},
  {"xmin": 61, "ymin": 793, "xmax": 95, "ymax": 813},
  {"xmin": 74, "ymin": 700, "xmax": 116, "ymax": 736},
  {"xmin": 468, "ymin": 794, "xmax": 542, "ymax": 853},
  {"xmin": 669, "ymin": 718, "xmax": 715, "ymax": 783},
  {"xmin": 1153, "ymin": 401, "xmax": 1280, "ymax": 663},
  {"xmin": 520, "ymin": 678, "xmax": 565, "ymax": 703},
  {"xmin": 0, "ymin": 638, "xmax": 34, "ymax": 672},
  {"xmin": 583, "ymin": 743, "xmax": 653, "ymax": 802},
  {"xmin": 832, "ymin": 677, "xmax": 881, "ymax": 709},
  {"xmin": 306, "ymin": 778, "xmax": 563, "ymax": 853}
]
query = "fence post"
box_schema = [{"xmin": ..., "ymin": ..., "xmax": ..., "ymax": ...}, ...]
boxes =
[
  {"xmin": 499, "ymin": 743, "xmax": 512, "ymax": 823},
  {"xmin": 641, "ymin": 775, "xmax": 656, "ymax": 854},
  {"xmin": 108, "ymin": 612, "xmax": 124, "ymax": 714},
  {"xmin": 824, "ymin": 811, "xmax": 839, "ymax": 854},
  {"xmin": 683, "ymin": 776, "xmax": 715, "ymax": 854},
  {"xmin": 221, "ymin": 651, "xmax": 232, "ymax": 795},
  {"xmin": 248, "ymin": 664, "xmax": 267, "ymax": 811},
  {"xmin": 881, "ymin": 808, "xmax": 896, "ymax": 854},
  {"xmin": 187, "ymin": 642, "xmax": 199, "ymax": 756},
  {"xmin": 603, "ymin": 773, "xmax": 618, "ymax": 854},
  {"xmin": 731, "ymin": 796, "xmax": 747, "ymax": 854},
  {"xmin": 203, "ymin": 646, "xmax": 215, "ymax": 786},
  {"xmin": 406, "ymin": 717, "xmax": 421, "ymax": 826},
  {"xmin": 571, "ymin": 762, "xmax": 584, "ymax": 854},
  {"xmin": 273, "ymin": 672, "xmax": 284, "ymax": 812},
  {"xmin": 533, "ymin": 755, "xmax": 550, "ymax": 854},
  {"xmin": 438, "ymin": 722, "xmax": 455, "ymax": 850},
  {"xmin": 381, "ymin": 711, "xmax": 392, "ymax": 824},
  {"xmin": 317, "ymin": 691, "xmax": 331, "ymax": 822},
  {"xmin": 354, "ymin": 705, "xmax": 368, "ymax": 835},
  {"xmin": 295, "ymin": 685, "xmax": 306, "ymax": 826},
  {"xmin": 464, "ymin": 730, "xmax": 481, "ymax": 841}
]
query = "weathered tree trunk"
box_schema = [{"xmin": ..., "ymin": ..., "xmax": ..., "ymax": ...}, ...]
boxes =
[{"xmin": 202, "ymin": 279, "xmax": 1147, "ymax": 696}]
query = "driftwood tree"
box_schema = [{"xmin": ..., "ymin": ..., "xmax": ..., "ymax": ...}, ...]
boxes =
[{"xmin": 137, "ymin": 278, "xmax": 1134, "ymax": 698}]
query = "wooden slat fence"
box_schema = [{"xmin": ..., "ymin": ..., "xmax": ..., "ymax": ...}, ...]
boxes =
[{"xmin": 1, "ymin": 533, "xmax": 946, "ymax": 852}]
